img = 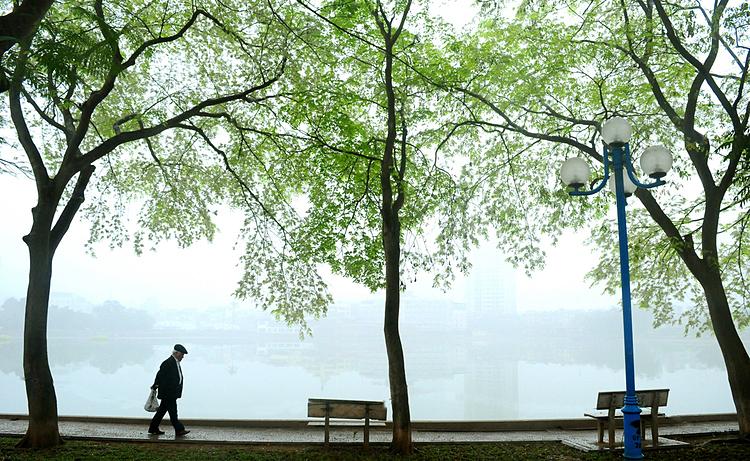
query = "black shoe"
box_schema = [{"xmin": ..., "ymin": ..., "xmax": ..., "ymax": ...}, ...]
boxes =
[
  {"xmin": 175, "ymin": 430, "xmax": 190, "ymax": 437},
  {"xmin": 148, "ymin": 429, "xmax": 165, "ymax": 435}
]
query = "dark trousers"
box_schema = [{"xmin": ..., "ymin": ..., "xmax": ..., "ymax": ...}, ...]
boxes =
[{"xmin": 149, "ymin": 398, "xmax": 185, "ymax": 432}]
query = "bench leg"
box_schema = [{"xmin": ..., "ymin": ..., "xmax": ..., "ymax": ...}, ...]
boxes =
[
  {"xmin": 652, "ymin": 420, "xmax": 658, "ymax": 447},
  {"xmin": 324, "ymin": 405, "xmax": 330, "ymax": 447},
  {"xmin": 641, "ymin": 419, "xmax": 646, "ymax": 442},
  {"xmin": 596, "ymin": 421, "xmax": 604, "ymax": 444},
  {"xmin": 364, "ymin": 415, "xmax": 370, "ymax": 448},
  {"xmin": 608, "ymin": 421, "xmax": 615, "ymax": 449}
]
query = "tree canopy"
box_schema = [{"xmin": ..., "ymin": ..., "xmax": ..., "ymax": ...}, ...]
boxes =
[
  {"xmin": 4, "ymin": 0, "xmax": 334, "ymax": 333},
  {"xmin": 444, "ymin": 0, "xmax": 750, "ymax": 332}
]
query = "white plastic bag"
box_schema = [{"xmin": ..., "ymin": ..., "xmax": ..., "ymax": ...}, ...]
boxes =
[{"xmin": 144, "ymin": 388, "xmax": 159, "ymax": 412}]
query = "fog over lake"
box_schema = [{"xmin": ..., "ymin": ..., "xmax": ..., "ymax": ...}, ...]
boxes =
[
  {"xmin": 0, "ymin": 176, "xmax": 745, "ymax": 420},
  {"xmin": 0, "ymin": 292, "xmax": 745, "ymax": 421}
]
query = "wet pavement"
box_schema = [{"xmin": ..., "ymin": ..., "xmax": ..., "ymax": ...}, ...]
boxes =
[{"xmin": 0, "ymin": 416, "xmax": 739, "ymax": 445}]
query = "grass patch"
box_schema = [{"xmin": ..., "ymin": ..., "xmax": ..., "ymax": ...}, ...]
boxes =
[{"xmin": 0, "ymin": 436, "xmax": 748, "ymax": 460}]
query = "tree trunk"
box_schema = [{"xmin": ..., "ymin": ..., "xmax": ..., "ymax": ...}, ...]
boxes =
[
  {"xmin": 701, "ymin": 270, "xmax": 750, "ymax": 437},
  {"xmin": 16, "ymin": 202, "xmax": 62, "ymax": 448},
  {"xmin": 382, "ymin": 209, "xmax": 412, "ymax": 454}
]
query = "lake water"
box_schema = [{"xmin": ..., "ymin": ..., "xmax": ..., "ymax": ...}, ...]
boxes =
[{"xmin": 0, "ymin": 300, "xmax": 744, "ymax": 421}]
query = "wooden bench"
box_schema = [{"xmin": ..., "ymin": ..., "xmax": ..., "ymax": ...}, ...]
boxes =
[
  {"xmin": 307, "ymin": 398, "xmax": 387, "ymax": 447},
  {"xmin": 584, "ymin": 389, "xmax": 669, "ymax": 449}
]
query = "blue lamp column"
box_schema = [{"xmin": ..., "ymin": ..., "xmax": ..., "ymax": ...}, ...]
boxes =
[{"xmin": 560, "ymin": 117, "xmax": 673, "ymax": 460}]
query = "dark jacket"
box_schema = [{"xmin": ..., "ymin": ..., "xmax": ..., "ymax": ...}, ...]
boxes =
[{"xmin": 152, "ymin": 356, "xmax": 183, "ymax": 399}]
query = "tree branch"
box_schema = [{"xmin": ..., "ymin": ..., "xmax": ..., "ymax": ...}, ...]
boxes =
[
  {"xmin": 9, "ymin": 44, "xmax": 49, "ymax": 188},
  {"xmin": 64, "ymin": 8, "xmax": 227, "ymax": 165},
  {"xmin": 651, "ymin": 0, "xmax": 741, "ymax": 129},
  {"xmin": 78, "ymin": 58, "xmax": 286, "ymax": 168},
  {"xmin": 181, "ymin": 122, "xmax": 292, "ymax": 242},
  {"xmin": 295, "ymin": 0, "xmax": 384, "ymax": 52},
  {"xmin": 696, "ymin": 1, "xmax": 744, "ymax": 70},
  {"xmin": 50, "ymin": 164, "xmax": 95, "ymax": 252},
  {"xmin": 635, "ymin": 187, "xmax": 704, "ymax": 274},
  {"xmin": 390, "ymin": 0, "xmax": 412, "ymax": 45},
  {"xmin": 0, "ymin": 0, "xmax": 54, "ymax": 92},
  {"xmin": 576, "ymin": 38, "xmax": 685, "ymax": 132},
  {"xmin": 0, "ymin": 157, "xmax": 32, "ymax": 177},
  {"xmin": 393, "ymin": 107, "xmax": 407, "ymax": 212},
  {"xmin": 717, "ymin": 135, "xmax": 748, "ymax": 198},
  {"xmin": 21, "ymin": 86, "xmax": 66, "ymax": 132},
  {"xmin": 455, "ymin": 86, "xmax": 600, "ymax": 159}
]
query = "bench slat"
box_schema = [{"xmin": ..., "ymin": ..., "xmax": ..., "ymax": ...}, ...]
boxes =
[
  {"xmin": 595, "ymin": 389, "xmax": 669, "ymax": 409},
  {"xmin": 585, "ymin": 411, "xmax": 665, "ymax": 419},
  {"xmin": 308, "ymin": 398, "xmax": 387, "ymax": 420}
]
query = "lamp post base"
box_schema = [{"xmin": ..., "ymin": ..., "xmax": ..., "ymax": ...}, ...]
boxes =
[{"xmin": 622, "ymin": 398, "xmax": 643, "ymax": 459}]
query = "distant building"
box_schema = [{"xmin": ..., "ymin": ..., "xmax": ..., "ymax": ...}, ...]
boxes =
[
  {"xmin": 467, "ymin": 245, "xmax": 517, "ymax": 319},
  {"xmin": 464, "ymin": 358, "xmax": 519, "ymax": 419}
]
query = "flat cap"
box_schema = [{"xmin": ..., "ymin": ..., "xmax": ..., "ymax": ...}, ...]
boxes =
[{"xmin": 174, "ymin": 344, "xmax": 188, "ymax": 354}]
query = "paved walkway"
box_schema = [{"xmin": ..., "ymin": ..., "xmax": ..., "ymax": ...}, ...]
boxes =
[{"xmin": 0, "ymin": 416, "xmax": 739, "ymax": 445}]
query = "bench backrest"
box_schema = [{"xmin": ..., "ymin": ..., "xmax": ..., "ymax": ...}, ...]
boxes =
[
  {"xmin": 308, "ymin": 398, "xmax": 387, "ymax": 420},
  {"xmin": 596, "ymin": 389, "xmax": 669, "ymax": 410}
]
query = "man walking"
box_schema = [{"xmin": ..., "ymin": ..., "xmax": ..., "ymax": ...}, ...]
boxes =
[{"xmin": 148, "ymin": 344, "xmax": 190, "ymax": 436}]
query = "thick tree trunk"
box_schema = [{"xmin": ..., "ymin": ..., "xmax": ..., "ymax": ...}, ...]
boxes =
[
  {"xmin": 701, "ymin": 271, "xmax": 750, "ymax": 437},
  {"xmin": 16, "ymin": 202, "xmax": 62, "ymax": 448},
  {"xmin": 382, "ymin": 210, "xmax": 412, "ymax": 454}
]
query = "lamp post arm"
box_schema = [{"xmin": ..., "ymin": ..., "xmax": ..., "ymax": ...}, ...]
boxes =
[
  {"xmin": 623, "ymin": 143, "xmax": 667, "ymax": 189},
  {"xmin": 570, "ymin": 145, "xmax": 611, "ymax": 196}
]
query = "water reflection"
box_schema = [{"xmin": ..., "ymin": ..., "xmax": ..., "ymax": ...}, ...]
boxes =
[{"xmin": 0, "ymin": 296, "xmax": 745, "ymax": 420}]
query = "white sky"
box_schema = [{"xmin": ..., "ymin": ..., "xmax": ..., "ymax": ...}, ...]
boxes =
[{"xmin": 0, "ymin": 174, "xmax": 617, "ymax": 312}]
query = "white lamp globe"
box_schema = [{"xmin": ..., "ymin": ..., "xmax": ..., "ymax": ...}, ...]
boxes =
[
  {"xmin": 608, "ymin": 169, "xmax": 637, "ymax": 196},
  {"xmin": 560, "ymin": 157, "xmax": 590, "ymax": 189},
  {"xmin": 640, "ymin": 145, "xmax": 673, "ymax": 178},
  {"xmin": 601, "ymin": 117, "xmax": 633, "ymax": 145}
]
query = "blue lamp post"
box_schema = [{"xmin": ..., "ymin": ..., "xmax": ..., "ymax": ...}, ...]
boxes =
[{"xmin": 560, "ymin": 117, "xmax": 673, "ymax": 460}]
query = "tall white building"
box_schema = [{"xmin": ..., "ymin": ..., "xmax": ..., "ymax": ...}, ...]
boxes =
[{"xmin": 466, "ymin": 244, "xmax": 517, "ymax": 317}]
